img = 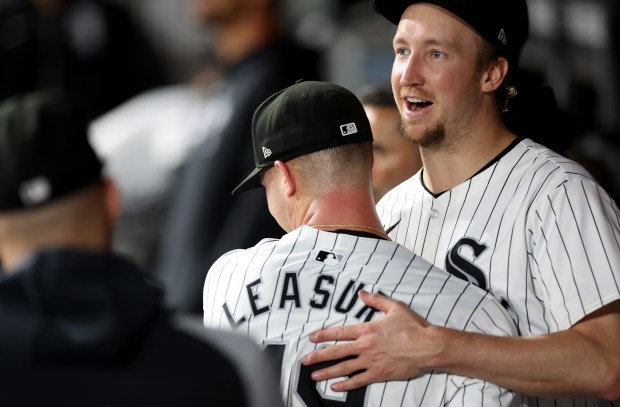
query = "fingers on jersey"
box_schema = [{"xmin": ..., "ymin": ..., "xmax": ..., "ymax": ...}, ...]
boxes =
[
  {"xmin": 308, "ymin": 322, "xmax": 367, "ymax": 344},
  {"xmin": 304, "ymin": 332, "xmax": 411, "ymax": 392},
  {"xmin": 317, "ymin": 358, "xmax": 390, "ymax": 393},
  {"xmin": 303, "ymin": 338, "xmax": 359, "ymax": 368},
  {"xmin": 304, "ymin": 290, "xmax": 434, "ymax": 391},
  {"xmin": 308, "ymin": 290, "xmax": 407, "ymax": 343},
  {"xmin": 358, "ymin": 289, "xmax": 399, "ymax": 312}
]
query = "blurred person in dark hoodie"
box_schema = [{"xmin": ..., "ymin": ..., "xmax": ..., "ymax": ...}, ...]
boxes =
[
  {"xmin": 0, "ymin": 90, "xmax": 284, "ymax": 407},
  {"xmin": 152, "ymin": 0, "xmax": 322, "ymax": 313}
]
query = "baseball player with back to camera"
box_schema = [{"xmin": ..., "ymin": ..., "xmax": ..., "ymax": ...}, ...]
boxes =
[
  {"xmin": 203, "ymin": 80, "xmax": 525, "ymax": 406},
  {"xmin": 0, "ymin": 91, "xmax": 283, "ymax": 407},
  {"xmin": 303, "ymin": 0, "xmax": 620, "ymax": 405}
]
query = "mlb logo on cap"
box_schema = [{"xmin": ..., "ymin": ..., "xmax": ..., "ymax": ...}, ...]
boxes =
[{"xmin": 340, "ymin": 122, "xmax": 358, "ymax": 136}]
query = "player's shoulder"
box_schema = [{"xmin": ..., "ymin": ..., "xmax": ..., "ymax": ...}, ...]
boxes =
[
  {"xmin": 518, "ymin": 138, "xmax": 596, "ymax": 185},
  {"xmin": 408, "ymin": 259, "xmax": 518, "ymax": 333},
  {"xmin": 213, "ymin": 237, "xmax": 281, "ymax": 265},
  {"xmin": 383, "ymin": 250, "xmax": 517, "ymax": 334},
  {"xmin": 512, "ymin": 139, "xmax": 616, "ymax": 213}
]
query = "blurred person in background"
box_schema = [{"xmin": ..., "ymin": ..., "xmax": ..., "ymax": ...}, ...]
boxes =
[
  {"xmin": 359, "ymin": 82, "xmax": 422, "ymax": 202},
  {"xmin": 150, "ymin": 0, "xmax": 322, "ymax": 314},
  {"xmin": 0, "ymin": 90, "xmax": 283, "ymax": 407},
  {"xmin": 0, "ymin": 0, "xmax": 169, "ymax": 121}
]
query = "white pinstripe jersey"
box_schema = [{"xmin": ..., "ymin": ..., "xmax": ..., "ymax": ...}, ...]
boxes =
[
  {"xmin": 377, "ymin": 138, "xmax": 620, "ymax": 407},
  {"xmin": 204, "ymin": 225, "xmax": 522, "ymax": 407}
]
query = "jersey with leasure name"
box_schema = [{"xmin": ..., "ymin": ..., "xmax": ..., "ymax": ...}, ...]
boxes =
[
  {"xmin": 204, "ymin": 225, "xmax": 522, "ymax": 407},
  {"xmin": 377, "ymin": 137, "xmax": 620, "ymax": 407}
]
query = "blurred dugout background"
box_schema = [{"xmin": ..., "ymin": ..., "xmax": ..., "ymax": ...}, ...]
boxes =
[
  {"xmin": 121, "ymin": 0, "xmax": 620, "ymax": 198},
  {"xmin": 2, "ymin": 0, "xmax": 618, "ymax": 270}
]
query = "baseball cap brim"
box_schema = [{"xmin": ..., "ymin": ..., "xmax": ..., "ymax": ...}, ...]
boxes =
[{"xmin": 231, "ymin": 166, "xmax": 264, "ymax": 196}]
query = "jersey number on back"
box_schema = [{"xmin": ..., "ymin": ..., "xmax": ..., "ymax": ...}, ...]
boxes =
[{"xmin": 265, "ymin": 343, "xmax": 368, "ymax": 406}]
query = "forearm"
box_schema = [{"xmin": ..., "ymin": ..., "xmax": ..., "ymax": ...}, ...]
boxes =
[
  {"xmin": 305, "ymin": 293, "xmax": 620, "ymax": 400},
  {"xmin": 431, "ymin": 317, "xmax": 620, "ymax": 399}
]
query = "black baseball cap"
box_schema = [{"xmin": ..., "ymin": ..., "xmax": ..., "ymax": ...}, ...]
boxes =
[
  {"xmin": 232, "ymin": 80, "xmax": 374, "ymax": 196},
  {"xmin": 373, "ymin": 0, "xmax": 529, "ymax": 67},
  {"xmin": 0, "ymin": 91, "xmax": 103, "ymax": 212}
]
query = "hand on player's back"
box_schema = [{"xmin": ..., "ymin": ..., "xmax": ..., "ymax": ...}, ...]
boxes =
[{"xmin": 302, "ymin": 290, "xmax": 436, "ymax": 392}]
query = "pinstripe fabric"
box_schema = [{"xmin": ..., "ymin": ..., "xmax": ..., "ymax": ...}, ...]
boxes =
[
  {"xmin": 204, "ymin": 225, "xmax": 521, "ymax": 406},
  {"xmin": 377, "ymin": 138, "xmax": 620, "ymax": 407}
]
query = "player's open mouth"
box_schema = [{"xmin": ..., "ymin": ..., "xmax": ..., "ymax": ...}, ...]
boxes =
[{"xmin": 405, "ymin": 97, "xmax": 433, "ymax": 112}]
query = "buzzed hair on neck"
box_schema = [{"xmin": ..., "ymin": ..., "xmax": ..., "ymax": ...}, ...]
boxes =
[{"xmin": 289, "ymin": 141, "xmax": 372, "ymax": 194}]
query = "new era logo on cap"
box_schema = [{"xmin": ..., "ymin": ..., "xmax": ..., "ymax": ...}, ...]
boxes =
[
  {"xmin": 498, "ymin": 28, "xmax": 507, "ymax": 45},
  {"xmin": 262, "ymin": 146, "xmax": 272, "ymax": 159},
  {"xmin": 340, "ymin": 122, "xmax": 358, "ymax": 136}
]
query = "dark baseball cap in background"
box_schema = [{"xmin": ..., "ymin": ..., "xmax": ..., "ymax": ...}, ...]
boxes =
[
  {"xmin": 0, "ymin": 91, "xmax": 102, "ymax": 212},
  {"xmin": 232, "ymin": 80, "xmax": 374, "ymax": 196},
  {"xmin": 373, "ymin": 0, "xmax": 529, "ymax": 69}
]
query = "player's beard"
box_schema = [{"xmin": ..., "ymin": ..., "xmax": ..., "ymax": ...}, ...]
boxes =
[
  {"xmin": 401, "ymin": 120, "xmax": 445, "ymax": 151},
  {"xmin": 400, "ymin": 91, "xmax": 479, "ymax": 154}
]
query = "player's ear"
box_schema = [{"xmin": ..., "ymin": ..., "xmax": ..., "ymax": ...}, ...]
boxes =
[
  {"xmin": 481, "ymin": 56, "xmax": 509, "ymax": 93},
  {"xmin": 274, "ymin": 161, "xmax": 296, "ymax": 197}
]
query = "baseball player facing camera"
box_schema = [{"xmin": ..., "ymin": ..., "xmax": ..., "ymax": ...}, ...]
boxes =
[
  {"xmin": 203, "ymin": 80, "xmax": 526, "ymax": 406},
  {"xmin": 303, "ymin": 1, "xmax": 620, "ymax": 406}
]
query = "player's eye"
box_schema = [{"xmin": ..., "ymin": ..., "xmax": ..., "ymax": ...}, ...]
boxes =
[
  {"xmin": 394, "ymin": 47, "xmax": 409, "ymax": 57},
  {"xmin": 430, "ymin": 50, "xmax": 444, "ymax": 59}
]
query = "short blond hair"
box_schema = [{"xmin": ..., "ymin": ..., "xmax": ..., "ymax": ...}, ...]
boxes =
[{"xmin": 288, "ymin": 141, "xmax": 372, "ymax": 194}]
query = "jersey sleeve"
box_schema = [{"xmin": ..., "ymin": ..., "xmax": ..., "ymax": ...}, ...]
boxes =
[
  {"xmin": 528, "ymin": 178, "xmax": 620, "ymax": 330},
  {"xmin": 203, "ymin": 249, "xmax": 242, "ymax": 328},
  {"xmin": 464, "ymin": 295, "xmax": 520, "ymax": 337},
  {"xmin": 445, "ymin": 297, "xmax": 521, "ymax": 405},
  {"xmin": 445, "ymin": 375, "xmax": 519, "ymax": 406}
]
